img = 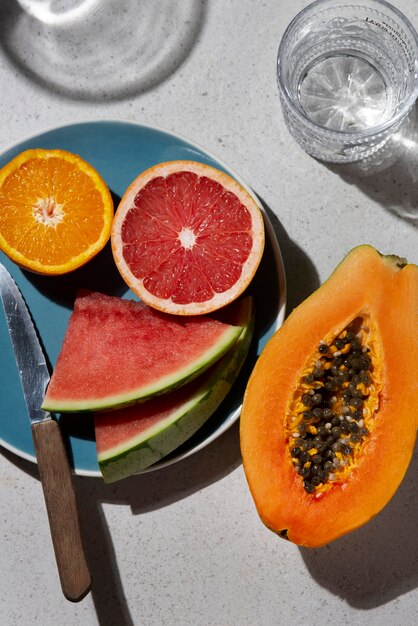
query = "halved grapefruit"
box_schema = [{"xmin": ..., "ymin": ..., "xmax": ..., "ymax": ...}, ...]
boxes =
[{"xmin": 111, "ymin": 160, "xmax": 265, "ymax": 315}]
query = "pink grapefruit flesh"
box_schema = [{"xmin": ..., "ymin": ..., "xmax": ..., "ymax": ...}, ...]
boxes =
[{"xmin": 111, "ymin": 160, "xmax": 265, "ymax": 315}]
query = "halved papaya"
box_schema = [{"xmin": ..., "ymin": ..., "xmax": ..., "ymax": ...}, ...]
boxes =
[{"xmin": 240, "ymin": 245, "xmax": 418, "ymax": 547}]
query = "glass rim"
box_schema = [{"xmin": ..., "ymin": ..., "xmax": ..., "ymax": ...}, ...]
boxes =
[{"xmin": 276, "ymin": 0, "xmax": 418, "ymax": 139}]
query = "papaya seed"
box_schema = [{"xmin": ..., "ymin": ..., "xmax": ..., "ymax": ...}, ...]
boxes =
[{"xmin": 286, "ymin": 317, "xmax": 378, "ymax": 495}]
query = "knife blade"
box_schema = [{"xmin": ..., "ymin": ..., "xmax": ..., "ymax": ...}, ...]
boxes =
[{"xmin": 0, "ymin": 263, "xmax": 91, "ymax": 602}]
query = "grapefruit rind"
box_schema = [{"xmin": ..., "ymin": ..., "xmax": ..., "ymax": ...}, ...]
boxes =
[
  {"xmin": 95, "ymin": 296, "xmax": 255, "ymax": 482},
  {"xmin": 111, "ymin": 160, "xmax": 265, "ymax": 315},
  {"xmin": 0, "ymin": 148, "xmax": 114, "ymax": 275},
  {"xmin": 41, "ymin": 292, "xmax": 243, "ymax": 413}
]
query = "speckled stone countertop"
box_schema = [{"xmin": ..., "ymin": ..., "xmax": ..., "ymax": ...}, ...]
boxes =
[{"xmin": 0, "ymin": 1, "xmax": 417, "ymax": 625}]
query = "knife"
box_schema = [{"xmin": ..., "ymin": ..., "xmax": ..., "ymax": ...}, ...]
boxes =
[{"xmin": 0, "ymin": 264, "xmax": 91, "ymax": 602}]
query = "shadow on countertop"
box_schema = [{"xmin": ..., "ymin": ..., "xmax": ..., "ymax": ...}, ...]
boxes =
[
  {"xmin": 260, "ymin": 200, "xmax": 320, "ymax": 315},
  {"xmin": 2, "ymin": 420, "xmax": 242, "ymax": 626},
  {"xmin": 0, "ymin": 0, "xmax": 207, "ymax": 103},
  {"xmin": 3, "ymin": 435, "xmax": 418, "ymax": 621},
  {"xmin": 3, "ymin": 412, "xmax": 253, "ymax": 625},
  {"xmin": 300, "ymin": 443, "xmax": 418, "ymax": 609},
  {"xmin": 326, "ymin": 102, "xmax": 418, "ymax": 230}
]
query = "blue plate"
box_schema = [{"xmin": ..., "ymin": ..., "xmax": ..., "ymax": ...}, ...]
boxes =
[{"xmin": 0, "ymin": 120, "xmax": 286, "ymax": 476}]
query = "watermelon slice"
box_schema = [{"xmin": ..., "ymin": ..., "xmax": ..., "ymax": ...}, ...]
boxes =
[
  {"xmin": 94, "ymin": 296, "xmax": 255, "ymax": 482},
  {"xmin": 42, "ymin": 291, "xmax": 243, "ymax": 413}
]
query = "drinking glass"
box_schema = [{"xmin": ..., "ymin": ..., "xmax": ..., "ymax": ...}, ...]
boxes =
[{"xmin": 277, "ymin": 0, "xmax": 418, "ymax": 162}]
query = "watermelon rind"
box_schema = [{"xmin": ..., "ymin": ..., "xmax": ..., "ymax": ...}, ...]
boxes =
[
  {"xmin": 96, "ymin": 296, "xmax": 255, "ymax": 483},
  {"xmin": 41, "ymin": 295, "xmax": 244, "ymax": 413}
]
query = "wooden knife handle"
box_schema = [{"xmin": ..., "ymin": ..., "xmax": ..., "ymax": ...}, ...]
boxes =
[{"xmin": 32, "ymin": 418, "xmax": 92, "ymax": 602}]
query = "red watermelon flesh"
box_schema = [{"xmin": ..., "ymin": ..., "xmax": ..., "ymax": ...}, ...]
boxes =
[
  {"xmin": 94, "ymin": 296, "xmax": 255, "ymax": 482},
  {"xmin": 95, "ymin": 374, "xmax": 206, "ymax": 464},
  {"xmin": 42, "ymin": 291, "xmax": 243, "ymax": 413}
]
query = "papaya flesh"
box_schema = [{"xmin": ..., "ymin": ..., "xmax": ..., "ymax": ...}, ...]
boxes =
[{"xmin": 240, "ymin": 245, "xmax": 418, "ymax": 548}]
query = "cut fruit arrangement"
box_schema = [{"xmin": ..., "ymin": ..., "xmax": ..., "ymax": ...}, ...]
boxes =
[
  {"xmin": 0, "ymin": 149, "xmax": 265, "ymax": 481},
  {"xmin": 1, "ymin": 145, "xmax": 416, "ymax": 545}
]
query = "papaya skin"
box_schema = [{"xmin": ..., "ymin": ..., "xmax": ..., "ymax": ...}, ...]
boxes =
[{"xmin": 240, "ymin": 245, "xmax": 418, "ymax": 548}]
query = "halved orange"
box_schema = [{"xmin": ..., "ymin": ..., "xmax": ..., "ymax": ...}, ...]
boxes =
[
  {"xmin": 111, "ymin": 160, "xmax": 265, "ymax": 315},
  {"xmin": 0, "ymin": 148, "xmax": 113, "ymax": 274}
]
